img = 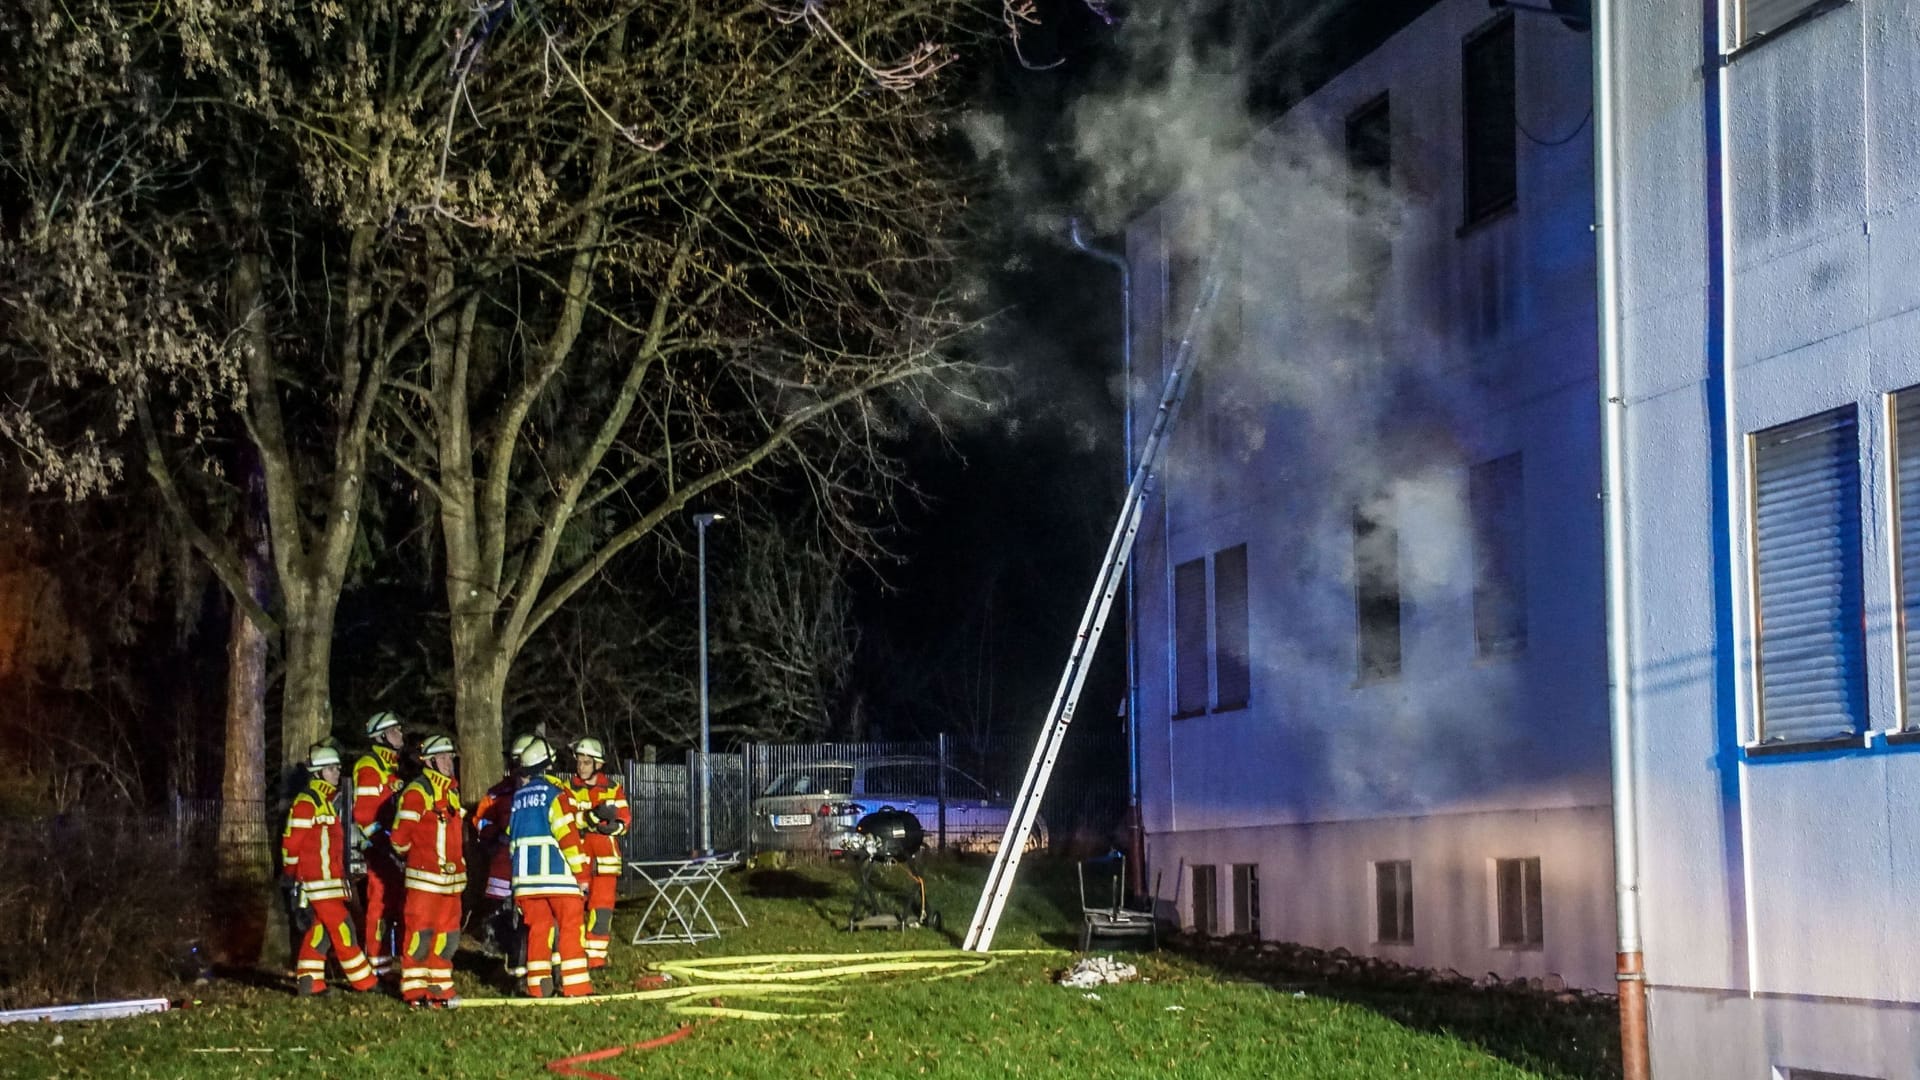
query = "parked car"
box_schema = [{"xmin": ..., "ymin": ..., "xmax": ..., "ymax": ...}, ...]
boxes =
[{"xmin": 750, "ymin": 756, "xmax": 1047, "ymax": 855}]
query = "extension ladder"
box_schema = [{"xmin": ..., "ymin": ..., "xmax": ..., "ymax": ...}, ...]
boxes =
[{"xmin": 963, "ymin": 255, "xmax": 1223, "ymax": 952}]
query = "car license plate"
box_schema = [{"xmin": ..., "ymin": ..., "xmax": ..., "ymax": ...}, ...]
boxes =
[{"xmin": 774, "ymin": 813, "xmax": 812, "ymax": 827}]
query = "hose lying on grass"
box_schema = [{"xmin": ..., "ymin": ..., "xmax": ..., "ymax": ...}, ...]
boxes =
[{"xmin": 459, "ymin": 948, "xmax": 1057, "ymax": 1020}]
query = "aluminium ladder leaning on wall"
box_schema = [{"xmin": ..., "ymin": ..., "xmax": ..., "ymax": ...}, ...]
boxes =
[{"xmin": 963, "ymin": 253, "xmax": 1225, "ymax": 953}]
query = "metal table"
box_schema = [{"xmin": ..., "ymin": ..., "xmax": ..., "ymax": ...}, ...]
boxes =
[{"xmin": 626, "ymin": 852, "xmax": 749, "ymax": 945}]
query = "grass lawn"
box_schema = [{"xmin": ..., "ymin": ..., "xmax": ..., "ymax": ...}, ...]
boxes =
[{"xmin": 0, "ymin": 857, "xmax": 1616, "ymax": 1079}]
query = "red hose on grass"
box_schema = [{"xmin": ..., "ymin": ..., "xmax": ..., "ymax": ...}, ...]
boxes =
[{"xmin": 545, "ymin": 1024, "xmax": 699, "ymax": 1080}]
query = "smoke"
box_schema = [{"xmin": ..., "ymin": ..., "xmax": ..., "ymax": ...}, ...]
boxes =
[{"xmin": 961, "ymin": 0, "xmax": 1593, "ymax": 812}]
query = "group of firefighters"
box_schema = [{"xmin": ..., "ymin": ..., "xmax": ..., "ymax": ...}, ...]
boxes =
[{"xmin": 277, "ymin": 711, "xmax": 632, "ymax": 1006}]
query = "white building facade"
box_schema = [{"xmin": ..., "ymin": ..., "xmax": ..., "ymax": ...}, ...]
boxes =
[
  {"xmin": 1127, "ymin": 0, "xmax": 1615, "ymax": 990},
  {"xmin": 1613, "ymin": 0, "xmax": 1920, "ymax": 1076}
]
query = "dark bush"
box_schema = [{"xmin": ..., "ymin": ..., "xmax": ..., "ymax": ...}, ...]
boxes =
[{"xmin": 0, "ymin": 812, "xmax": 212, "ymax": 1009}]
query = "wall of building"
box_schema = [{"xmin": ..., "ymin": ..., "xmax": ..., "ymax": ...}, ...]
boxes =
[
  {"xmin": 1616, "ymin": 0, "xmax": 1920, "ymax": 1075},
  {"xmin": 1128, "ymin": 0, "xmax": 1611, "ymax": 989}
]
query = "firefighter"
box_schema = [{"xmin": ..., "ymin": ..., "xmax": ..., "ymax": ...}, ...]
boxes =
[
  {"xmin": 281, "ymin": 744, "xmax": 379, "ymax": 996},
  {"xmin": 507, "ymin": 740, "xmax": 593, "ymax": 998},
  {"xmin": 472, "ymin": 733, "xmax": 535, "ymax": 980},
  {"xmin": 351, "ymin": 710, "xmax": 408, "ymax": 979},
  {"xmin": 564, "ymin": 737, "xmax": 630, "ymax": 970},
  {"xmin": 391, "ymin": 735, "xmax": 466, "ymax": 1008}
]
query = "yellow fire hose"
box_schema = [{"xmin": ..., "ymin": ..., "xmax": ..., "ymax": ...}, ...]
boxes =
[{"xmin": 456, "ymin": 949, "xmax": 1057, "ymax": 1020}]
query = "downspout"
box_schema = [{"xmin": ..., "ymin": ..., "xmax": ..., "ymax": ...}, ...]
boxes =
[
  {"xmin": 1593, "ymin": 3, "xmax": 1652, "ymax": 1078},
  {"xmin": 1069, "ymin": 218, "xmax": 1144, "ymax": 897}
]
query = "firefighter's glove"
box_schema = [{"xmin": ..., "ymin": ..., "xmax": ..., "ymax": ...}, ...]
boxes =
[{"xmin": 590, "ymin": 804, "xmax": 621, "ymax": 835}]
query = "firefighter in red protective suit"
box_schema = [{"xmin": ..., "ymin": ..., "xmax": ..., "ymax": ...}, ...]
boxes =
[
  {"xmin": 507, "ymin": 740, "xmax": 593, "ymax": 998},
  {"xmin": 472, "ymin": 733, "xmax": 536, "ymax": 982},
  {"xmin": 281, "ymin": 744, "xmax": 379, "ymax": 996},
  {"xmin": 351, "ymin": 710, "xmax": 408, "ymax": 979},
  {"xmin": 564, "ymin": 737, "xmax": 630, "ymax": 969},
  {"xmin": 391, "ymin": 735, "xmax": 466, "ymax": 1007}
]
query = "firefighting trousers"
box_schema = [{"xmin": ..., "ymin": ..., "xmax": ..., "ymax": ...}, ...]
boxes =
[
  {"xmin": 361, "ymin": 855, "xmax": 403, "ymax": 976},
  {"xmin": 400, "ymin": 889, "xmax": 462, "ymax": 1003},
  {"xmin": 295, "ymin": 896, "xmax": 378, "ymax": 994},
  {"xmin": 584, "ymin": 870, "xmax": 617, "ymax": 968},
  {"xmin": 516, "ymin": 893, "xmax": 591, "ymax": 998}
]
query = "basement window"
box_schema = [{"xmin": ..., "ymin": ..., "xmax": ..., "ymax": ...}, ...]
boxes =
[
  {"xmin": 1374, "ymin": 860, "xmax": 1413, "ymax": 945},
  {"xmin": 1231, "ymin": 864, "xmax": 1260, "ymax": 936},
  {"xmin": 1191, "ymin": 865, "xmax": 1219, "ymax": 935},
  {"xmin": 1736, "ymin": 0, "xmax": 1850, "ymax": 47},
  {"xmin": 1750, "ymin": 408, "xmax": 1867, "ymax": 748},
  {"xmin": 1495, "ymin": 857, "xmax": 1544, "ymax": 949},
  {"xmin": 1776, "ymin": 1069, "xmax": 1885, "ymax": 1080},
  {"xmin": 1892, "ymin": 387, "xmax": 1920, "ymax": 731}
]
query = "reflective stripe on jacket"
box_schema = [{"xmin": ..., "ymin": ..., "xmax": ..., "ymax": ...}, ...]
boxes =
[
  {"xmin": 351, "ymin": 745, "xmax": 403, "ymax": 846},
  {"xmin": 507, "ymin": 775, "xmax": 588, "ymax": 898},
  {"xmin": 281, "ymin": 777, "xmax": 350, "ymax": 902},
  {"xmin": 390, "ymin": 768, "xmax": 467, "ymax": 895}
]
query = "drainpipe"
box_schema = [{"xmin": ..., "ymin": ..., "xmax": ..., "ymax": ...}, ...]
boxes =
[
  {"xmin": 1592, "ymin": 3, "xmax": 1652, "ymax": 1078},
  {"xmin": 1069, "ymin": 217, "xmax": 1144, "ymax": 897}
]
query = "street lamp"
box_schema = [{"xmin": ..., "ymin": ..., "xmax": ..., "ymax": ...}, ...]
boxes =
[{"xmin": 694, "ymin": 511, "xmax": 726, "ymax": 854}]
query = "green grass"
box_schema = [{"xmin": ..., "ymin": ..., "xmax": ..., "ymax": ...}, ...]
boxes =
[{"xmin": 0, "ymin": 858, "xmax": 1616, "ymax": 1079}]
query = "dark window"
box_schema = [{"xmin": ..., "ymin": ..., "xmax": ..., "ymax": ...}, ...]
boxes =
[
  {"xmin": 1893, "ymin": 388, "xmax": 1920, "ymax": 728},
  {"xmin": 1214, "ymin": 545, "xmax": 1251, "ymax": 709},
  {"xmin": 1375, "ymin": 860, "xmax": 1413, "ymax": 944},
  {"xmin": 1462, "ymin": 15, "xmax": 1517, "ymax": 224},
  {"xmin": 763, "ymin": 765, "xmax": 854, "ymax": 797},
  {"xmin": 1780, "ymin": 1069, "xmax": 1884, "ymax": 1080},
  {"xmin": 1495, "ymin": 857, "xmax": 1544, "ymax": 949},
  {"xmin": 1752, "ymin": 408, "xmax": 1866, "ymax": 745},
  {"xmin": 1739, "ymin": 0, "xmax": 1847, "ymax": 44},
  {"xmin": 1355, "ymin": 502, "xmax": 1402, "ymax": 681},
  {"xmin": 1345, "ymin": 93, "xmax": 1392, "ymax": 299},
  {"xmin": 1471, "ymin": 453, "xmax": 1527, "ymax": 656},
  {"xmin": 1192, "ymin": 865, "xmax": 1219, "ymax": 935},
  {"xmin": 1175, "ymin": 558, "xmax": 1210, "ymax": 717},
  {"xmin": 1231, "ymin": 863, "xmax": 1260, "ymax": 936},
  {"xmin": 861, "ymin": 762, "xmax": 937, "ymax": 798}
]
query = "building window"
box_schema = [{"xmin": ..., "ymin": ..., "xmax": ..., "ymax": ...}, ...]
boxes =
[
  {"xmin": 1214, "ymin": 544, "xmax": 1251, "ymax": 709},
  {"xmin": 1892, "ymin": 388, "xmax": 1920, "ymax": 728},
  {"xmin": 1374, "ymin": 860, "xmax": 1413, "ymax": 944},
  {"xmin": 1345, "ymin": 93, "xmax": 1392, "ymax": 301},
  {"xmin": 1776, "ymin": 1070, "xmax": 1885, "ymax": 1080},
  {"xmin": 1495, "ymin": 857, "xmax": 1544, "ymax": 949},
  {"xmin": 1737, "ymin": 0, "xmax": 1848, "ymax": 46},
  {"xmin": 1174, "ymin": 545, "xmax": 1253, "ymax": 718},
  {"xmin": 1174, "ymin": 558, "xmax": 1210, "ymax": 718},
  {"xmin": 1471, "ymin": 453, "xmax": 1527, "ymax": 656},
  {"xmin": 1355, "ymin": 501, "xmax": 1402, "ymax": 681},
  {"xmin": 1462, "ymin": 14, "xmax": 1517, "ymax": 225},
  {"xmin": 1751, "ymin": 407, "xmax": 1866, "ymax": 746},
  {"xmin": 1191, "ymin": 865, "xmax": 1219, "ymax": 935},
  {"xmin": 1231, "ymin": 863, "xmax": 1260, "ymax": 936}
]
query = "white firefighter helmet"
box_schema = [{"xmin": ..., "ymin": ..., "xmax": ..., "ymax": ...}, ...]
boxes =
[
  {"xmin": 307, "ymin": 744, "xmax": 342, "ymax": 771},
  {"xmin": 509, "ymin": 733, "xmax": 536, "ymax": 759},
  {"xmin": 420, "ymin": 735, "xmax": 456, "ymax": 758},
  {"xmin": 572, "ymin": 737, "xmax": 606, "ymax": 763},
  {"xmin": 518, "ymin": 739, "xmax": 552, "ymax": 770},
  {"xmin": 365, "ymin": 711, "xmax": 402, "ymax": 737}
]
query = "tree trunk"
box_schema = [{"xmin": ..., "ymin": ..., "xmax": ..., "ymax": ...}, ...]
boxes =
[
  {"xmin": 279, "ymin": 598, "xmax": 337, "ymax": 774},
  {"xmin": 450, "ymin": 610, "xmax": 507, "ymax": 799},
  {"xmin": 213, "ymin": 468, "xmax": 271, "ymax": 968}
]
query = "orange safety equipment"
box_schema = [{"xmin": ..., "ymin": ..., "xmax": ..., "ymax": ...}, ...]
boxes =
[
  {"xmin": 508, "ymin": 771, "xmax": 592, "ymax": 998},
  {"xmin": 351, "ymin": 742, "xmax": 405, "ymax": 978},
  {"xmin": 564, "ymin": 767, "xmax": 630, "ymax": 969},
  {"xmin": 391, "ymin": 765, "xmax": 466, "ymax": 1005},
  {"xmin": 280, "ymin": 775, "xmax": 377, "ymax": 994}
]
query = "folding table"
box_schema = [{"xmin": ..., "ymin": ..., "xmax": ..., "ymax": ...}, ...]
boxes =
[{"xmin": 626, "ymin": 852, "xmax": 749, "ymax": 945}]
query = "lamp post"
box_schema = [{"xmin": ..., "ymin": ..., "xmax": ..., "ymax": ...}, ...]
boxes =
[{"xmin": 694, "ymin": 511, "xmax": 726, "ymax": 854}]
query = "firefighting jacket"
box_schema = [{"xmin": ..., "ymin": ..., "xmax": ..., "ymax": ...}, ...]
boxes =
[
  {"xmin": 471, "ymin": 775, "xmax": 520, "ymax": 892},
  {"xmin": 351, "ymin": 744, "xmax": 404, "ymax": 851},
  {"xmin": 389, "ymin": 767, "xmax": 467, "ymax": 895},
  {"xmin": 281, "ymin": 777, "xmax": 351, "ymax": 902},
  {"xmin": 563, "ymin": 771, "xmax": 631, "ymax": 876},
  {"xmin": 507, "ymin": 774, "xmax": 589, "ymax": 899}
]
